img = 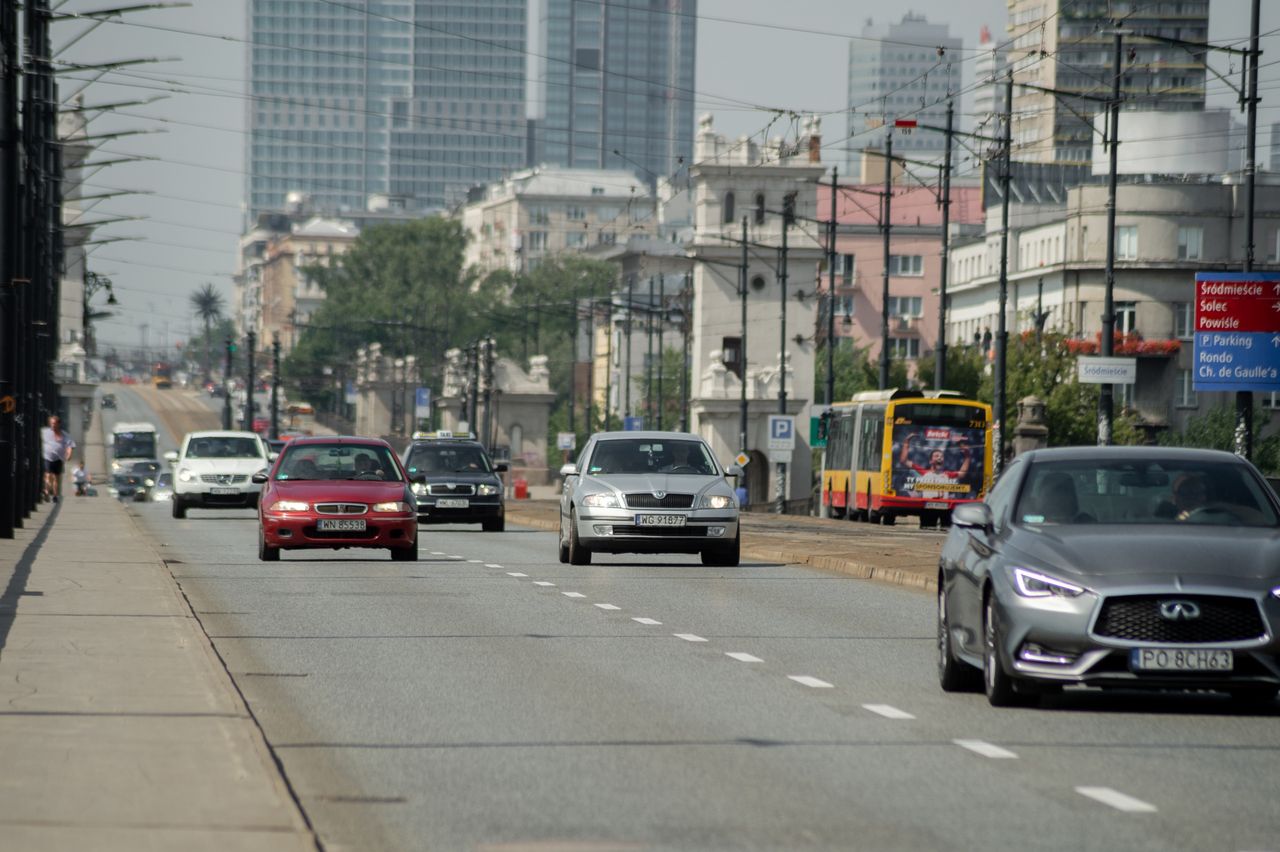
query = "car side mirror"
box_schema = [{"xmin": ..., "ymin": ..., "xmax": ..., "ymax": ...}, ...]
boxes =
[
  {"xmin": 251, "ymin": 472, "xmax": 268, "ymax": 484},
  {"xmin": 725, "ymin": 463, "xmax": 744, "ymax": 478},
  {"xmin": 268, "ymin": 452, "xmax": 279, "ymax": 462},
  {"xmin": 951, "ymin": 502, "xmax": 993, "ymax": 531},
  {"xmin": 163, "ymin": 450, "xmax": 179, "ymax": 463},
  {"xmin": 559, "ymin": 463, "xmax": 578, "ymax": 478},
  {"xmin": 494, "ymin": 462, "xmax": 509, "ymax": 473}
]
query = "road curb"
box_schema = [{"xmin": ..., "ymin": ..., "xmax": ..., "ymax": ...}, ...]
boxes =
[{"xmin": 504, "ymin": 506, "xmax": 936, "ymax": 593}]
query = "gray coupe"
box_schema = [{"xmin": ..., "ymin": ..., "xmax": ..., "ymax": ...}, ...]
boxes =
[
  {"xmin": 937, "ymin": 446, "xmax": 1280, "ymax": 706},
  {"xmin": 558, "ymin": 432, "xmax": 742, "ymax": 566}
]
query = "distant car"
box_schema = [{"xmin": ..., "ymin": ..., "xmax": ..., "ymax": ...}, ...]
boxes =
[
  {"xmin": 170, "ymin": 430, "xmax": 270, "ymax": 518},
  {"xmin": 558, "ymin": 431, "xmax": 742, "ymax": 566},
  {"xmin": 100, "ymin": 393, "xmax": 116, "ymax": 410},
  {"xmin": 128, "ymin": 460, "xmax": 163, "ymax": 502},
  {"xmin": 148, "ymin": 471, "xmax": 174, "ymax": 503},
  {"xmin": 938, "ymin": 446, "xmax": 1280, "ymax": 707},
  {"xmin": 402, "ymin": 432, "xmax": 506, "ymax": 531},
  {"xmin": 255, "ymin": 436, "xmax": 418, "ymax": 561}
]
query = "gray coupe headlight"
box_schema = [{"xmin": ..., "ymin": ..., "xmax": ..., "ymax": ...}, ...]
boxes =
[
  {"xmin": 1271, "ymin": 586, "xmax": 1280, "ymax": 600},
  {"xmin": 476, "ymin": 484, "xmax": 500, "ymax": 496},
  {"xmin": 1012, "ymin": 567, "xmax": 1085, "ymax": 599},
  {"xmin": 582, "ymin": 492, "xmax": 620, "ymax": 508},
  {"xmin": 700, "ymin": 494, "xmax": 733, "ymax": 510}
]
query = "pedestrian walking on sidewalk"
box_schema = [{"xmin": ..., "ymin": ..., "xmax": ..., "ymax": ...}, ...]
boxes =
[
  {"xmin": 41, "ymin": 415, "xmax": 76, "ymax": 503},
  {"xmin": 72, "ymin": 460, "xmax": 88, "ymax": 496}
]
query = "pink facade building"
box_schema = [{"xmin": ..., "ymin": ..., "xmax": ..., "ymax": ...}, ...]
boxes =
[{"xmin": 817, "ymin": 181, "xmax": 983, "ymax": 376}]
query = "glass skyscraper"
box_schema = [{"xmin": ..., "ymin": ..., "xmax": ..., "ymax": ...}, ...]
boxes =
[
  {"xmin": 246, "ymin": 0, "xmax": 528, "ymax": 218},
  {"xmin": 531, "ymin": 0, "xmax": 695, "ymax": 187}
]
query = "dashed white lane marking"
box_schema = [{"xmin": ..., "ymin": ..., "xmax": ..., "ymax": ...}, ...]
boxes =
[
  {"xmin": 485, "ymin": 563, "xmax": 502, "ymax": 568},
  {"xmin": 862, "ymin": 703, "xmax": 914, "ymax": 719},
  {"xmin": 954, "ymin": 739, "xmax": 1017, "ymax": 759},
  {"xmin": 533, "ymin": 581, "xmax": 556, "ymax": 587},
  {"xmin": 788, "ymin": 676, "xmax": 834, "ymax": 688},
  {"xmin": 632, "ymin": 617, "xmax": 662, "ymax": 625},
  {"xmin": 430, "ymin": 551, "xmax": 444, "ymax": 556},
  {"xmin": 467, "ymin": 559, "xmax": 483, "ymax": 563},
  {"xmin": 562, "ymin": 592, "xmax": 586, "ymax": 598},
  {"xmin": 594, "ymin": 603, "xmax": 621, "ymax": 611},
  {"xmin": 1075, "ymin": 787, "xmax": 1158, "ymax": 813},
  {"xmin": 725, "ymin": 652, "xmax": 763, "ymax": 663},
  {"xmin": 673, "ymin": 633, "xmax": 708, "ymax": 643},
  {"xmin": 506, "ymin": 572, "xmax": 528, "ymax": 578},
  {"xmin": 446, "ymin": 555, "xmax": 462, "ymax": 560}
]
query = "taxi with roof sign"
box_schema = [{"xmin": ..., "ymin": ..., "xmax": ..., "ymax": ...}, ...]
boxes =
[{"xmin": 401, "ymin": 431, "xmax": 507, "ymax": 531}]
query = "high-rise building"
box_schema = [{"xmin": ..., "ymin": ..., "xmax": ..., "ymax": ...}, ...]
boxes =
[
  {"xmin": 846, "ymin": 14, "xmax": 962, "ymax": 166},
  {"xmin": 245, "ymin": 0, "xmax": 528, "ymax": 219},
  {"xmin": 1007, "ymin": 0, "xmax": 1207, "ymax": 164},
  {"xmin": 530, "ymin": 0, "xmax": 696, "ymax": 187},
  {"xmin": 972, "ymin": 25, "xmax": 1008, "ymax": 136}
]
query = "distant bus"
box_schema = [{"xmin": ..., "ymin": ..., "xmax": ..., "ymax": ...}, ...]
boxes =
[
  {"xmin": 152, "ymin": 361, "xmax": 173, "ymax": 389},
  {"xmin": 110, "ymin": 422, "xmax": 159, "ymax": 471},
  {"xmin": 821, "ymin": 389, "xmax": 993, "ymax": 528}
]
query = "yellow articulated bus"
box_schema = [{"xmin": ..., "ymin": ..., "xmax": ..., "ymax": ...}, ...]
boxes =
[{"xmin": 821, "ymin": 389, "xmax": 993, "ymax": 528}]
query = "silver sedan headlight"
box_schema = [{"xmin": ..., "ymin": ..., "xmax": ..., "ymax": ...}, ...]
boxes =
[
  {"xmin": 582, "ymin": 492, "xmax": 620, "ymax": 508},
  {"xmin": 699, "ymin": 493, "xmax": 735, "ymax": 510}
]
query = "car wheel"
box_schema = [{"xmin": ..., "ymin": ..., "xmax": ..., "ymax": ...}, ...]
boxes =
[
  {"xmin": 557, "ymin": 512, "xmax": 570, "ymax": 563},
  {"xmin": 701, "ymin": 532, "xmax": 741, "ymax": 567},
  {"xmin": 938, "ymin": 582, "xmax": 980, "ymax": 692},
  {"xmin": 482, "ymin": 514, "xmax": 505, "ymax": 532},
  {"xmin": 258, "ymin": 529, "xmax": 279, "ymax": 562},
  {"xmin": 171, "ymin": 497, "xmax": 186, "ymax": 519},
  {"xmin": 391, "ymin": 536, "xmax": 418, "ymax": 562},
  {"xmin": 1229, "ymin": 685, "xmax": 1279, "ymax": 704},
  {"xmin": 567, "ymin": 508, "xmax": 591, "ymax": 565},
  {"xmin": 983, "ymin": 592, "xmax": 1033, "ymax": 707}
]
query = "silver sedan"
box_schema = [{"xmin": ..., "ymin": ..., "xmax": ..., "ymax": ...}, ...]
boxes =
[
  {"xmin": 938, "ymin": 446, "xmax": 1280, "ymax": 707},
  {"xmin": 558, "ymin": 432, "xmax": 742, "ymax": 566}
]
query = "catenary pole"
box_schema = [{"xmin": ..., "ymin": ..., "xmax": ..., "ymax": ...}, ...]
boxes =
[
  {"xmin": 1236, "ymin": 0, "xmax": 1261, "ymax": 459},
  {"xmin": 935, "ymin": 101, "xmax": 954, "ymax": 389},
  {"xmin": 826, "ymin": 166, "xmax": 838, "ymax": 406},
  {"xmin": 994, "ymin": 73, "xmax": 1013, "ymax": 470},
  {"xmin": 738, "ymin": 217, "xmax": 749, "ymax": 456},
  {"xmin": 879, "ymin": 131, "xmax": 893, "ymax": 390},
  {"xmin": 1098, "ymin": 33, "xmax": 1123, "ymax": 447}
]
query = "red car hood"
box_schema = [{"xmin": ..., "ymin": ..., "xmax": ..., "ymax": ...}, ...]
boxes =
[{"xmin": 269, "ymin": 479, "xmax": 408, "ymax": 503}]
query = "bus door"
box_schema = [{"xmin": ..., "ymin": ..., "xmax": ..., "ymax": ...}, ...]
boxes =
[{"xmin": 852, "ymin": 405, "xmax": 885, "ymax": 513}]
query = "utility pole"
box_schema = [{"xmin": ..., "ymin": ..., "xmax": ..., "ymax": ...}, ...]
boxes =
[
  {"xmin": 656, "ymin": 275, "xmax": 665, "ymax": 430},
  {"xmin": 646, "ymin": 277, "xmax": 655, "ymax": 426},
  {"xmin": 826, "ymin": 166, "xmax": 838, "ymax": 407},
  {"xmin": 776, "ymin": 193, "xmax": 793, "ymax": 516},
  {"xmin": 935, "ymin": 101, "xmax": 954, "ymax": 389},
  {"xmin": 243, "ymin": 329, "xmax": 256, "ymax": 431},
  {"xmin": 879, "ymin": 131, "xmax": 893, "ymax": 390},
  {"xmin": 221, "ymin": 336, "xmax": 233, "ymax": 430},
  {"xmin": 994, "ymin": 73, "xmax": 1014, "ymax": 470},
  {"xmin": 624, "ymin": 275, "xmax": 633, "ymax": 419},
  {"xmin": 1098, "ymin": 34, "xmax": 1123, "ymax": 448},
  {"xmin": 468, "ymin": 341, "xmax": 480, "ymax": 432},
  {"xmin": 270, "ymin": 333, "xmax": 280, "ymax": 440},
  {"xmin": 482, "ymin": 337, "xmax": 496, "ymax": 450},
  {"xmin": 680, "ymin": 271, "xmax": 692, "ymax": 432},
  {"xmin": 604, "ymin": 299, "xmax": 613, "ymax": 431},
  {"xmin": 738, "ymin": 217, "xmax": 749, "ymax": 456},
  {"xmin": 1237, "ymin": 0, "xmax": 1261, "ymax": 459},
  {"xmin": 583, "ymin": 307, "xmax": 593, "ymax": 436},
  {"xmin": 0, "ymin": 0, "xmax": 19, "ymax": 537}
]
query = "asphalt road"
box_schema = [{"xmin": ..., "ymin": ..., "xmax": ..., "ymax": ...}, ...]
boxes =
[{"xmin": 112, "ymin": 387, "xmax": 1280, "ymax": 852}]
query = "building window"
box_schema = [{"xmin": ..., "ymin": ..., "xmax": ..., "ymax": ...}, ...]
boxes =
[
  {"xmin": 526, "ymin": 231, "xmax": 547, "ymax": 251},
  {"xmin": 565, "ymin": 232, "xmax": 585, "ymax": 248},
  {"xmin": 1177, "ymin": 226, "xmax": 1203, "ymax": 260},
  {"xmin": 1262, "ymin": 391, "xmax": 1280, "ymax": 409},
  {"xmin": 721, "ymin": 336, "xmax": 743, "ymax": 379},
  {"xmin": 529, "ymin": 205, "xmax": 550, "ymax": 225},
  {"xmin": 566, "ymin": 205, "xmax": 586, "ymax": 221},
  {"xmin": 840, "ymin": 254, "xmax": 855, "ymax": 285},
  {"xmin": 1115, "ymin": 301, "xmax": 1137, "ymax": 335},
  {"xmin": 754, "ymin": 193, "xmax": 765, "ymax": 225},
  {"xmin": 887, "ymin": 337, "xmax": 920, "ymax": 359},
  {"xmin": 887, "ymin": 296, "xmax": 923, "ymax": 318},
  {"xmin": 1116, "ymin": 225, "xmax": 1138, "ymax": 260},
  {"xmin": 1176, "ymin": 369, "xmax": 1196, "ymax": 408},
  {"xmin": 1173, "ymin": 302, "xmax": 1192, "ymax": 339},
  {"xmin": 890, "ymin": 254, "xmax": 923, "ymax": 276},
  {"xmin": 722, "ymin": 192, "xmax": 735, "ymax": 224},
  {"xmin": 834, "ymin": 295, "xmax": 854, "ymax": 318}
]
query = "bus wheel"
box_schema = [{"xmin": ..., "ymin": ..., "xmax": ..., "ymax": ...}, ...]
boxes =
[{"xmin": 881, "ymin": 513, "xmax": 896, "ymax": 526}]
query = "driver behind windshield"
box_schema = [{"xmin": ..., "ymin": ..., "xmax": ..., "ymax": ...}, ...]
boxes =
[{"xmin": 1171, "ymin": 473, "xmax": 1209, "ymax": 521}]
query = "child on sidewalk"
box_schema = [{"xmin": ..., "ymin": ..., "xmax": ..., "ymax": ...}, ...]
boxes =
[{"xmin": 72, "ymin": 460, "xmax": 88, "ymax": 497}]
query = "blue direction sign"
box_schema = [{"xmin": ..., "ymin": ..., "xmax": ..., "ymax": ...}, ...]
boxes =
[{"xmin": 1193, "ymin": 272, "xmax": 1280, "ymax": 392}]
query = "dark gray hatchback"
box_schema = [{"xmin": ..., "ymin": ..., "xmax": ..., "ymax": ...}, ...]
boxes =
[{"xmin": 402, "ymin": 437, "xmax": 507, "ymax": 531}]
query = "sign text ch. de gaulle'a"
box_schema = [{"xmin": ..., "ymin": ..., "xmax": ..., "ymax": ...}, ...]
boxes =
[{"xmin": 1193, "ymin": 272, "xmax": 1280, "ymax": 393}]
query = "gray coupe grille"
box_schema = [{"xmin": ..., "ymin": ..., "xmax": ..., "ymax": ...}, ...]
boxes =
[{"xmin": 1095, "ymin": 595, "xmax": 1266, "ymax": 644}]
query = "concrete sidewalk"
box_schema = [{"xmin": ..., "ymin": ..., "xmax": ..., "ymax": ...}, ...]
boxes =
[
  {"xmin": 505, "ymin": 500, "xmax": 944, "ymax": 592},
  {"xmin": 0, "ymin": 496, "xmax": 315, "ymax": 850}
]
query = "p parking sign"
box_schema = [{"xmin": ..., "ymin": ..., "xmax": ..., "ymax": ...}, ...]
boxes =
[{"xmin": 767, "ymin": 415, "xmax": 795, "ymax": 450}]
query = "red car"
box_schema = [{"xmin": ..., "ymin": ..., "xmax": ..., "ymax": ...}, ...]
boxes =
[{"xmin": 254, "ymin": 436, "xmax": 418, "ymax": 561}]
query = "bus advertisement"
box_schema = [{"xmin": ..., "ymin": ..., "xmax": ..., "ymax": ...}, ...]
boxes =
[{"xmin": 821, "ymin": 390, "xmax": 992, "ymax": 528}]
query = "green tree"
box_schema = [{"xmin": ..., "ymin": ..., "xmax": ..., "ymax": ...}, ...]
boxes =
[
  {"xmin": 915, "ymin": 345, "xmax": 985, "ymax": 399},
  {"xmin": 189, "ymin": 282, "xmax": 225, "ymax": 384},
  {"xmin": 1161, "ymin": 405, "xmax": 1280, "ymax": 474},
  {"xmin": 823, "ymin": 344, "xmax": 910, "ymax": 404}
]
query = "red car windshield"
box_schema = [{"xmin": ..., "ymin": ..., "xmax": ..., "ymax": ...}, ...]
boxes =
[{"xmin": 275, "ymin": 444, "xmax": 403, "ymax": 482}]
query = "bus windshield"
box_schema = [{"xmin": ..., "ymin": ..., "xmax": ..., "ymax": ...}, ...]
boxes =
[
  {"xmin": 113, "ymin": 431, "xmax": 156, "ymax": 459},
  {"xmin": 890, "ymin": 405, "xmax": 987, "ymax": 501}
]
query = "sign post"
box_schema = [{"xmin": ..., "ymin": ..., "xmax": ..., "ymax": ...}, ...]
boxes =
[
  {"xmin": 1193, "ymin": 272, "xmax": 1280, "ymax": 394},
  {"xmin": 414, "ymin": 387, "xmax": 432, "ymax": 431},
  {"xmin": 767, "ymin": 415, "xmax": 795, "ymax": 515},
  {"xmin": 1077, "ymin": 356, "xmax": 1137, "ymax": 385}
]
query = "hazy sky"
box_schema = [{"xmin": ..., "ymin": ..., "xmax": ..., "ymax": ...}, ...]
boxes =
[{"xmin": 59, "ymin": 0, "xmax": 1275, "ymax": 349}]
